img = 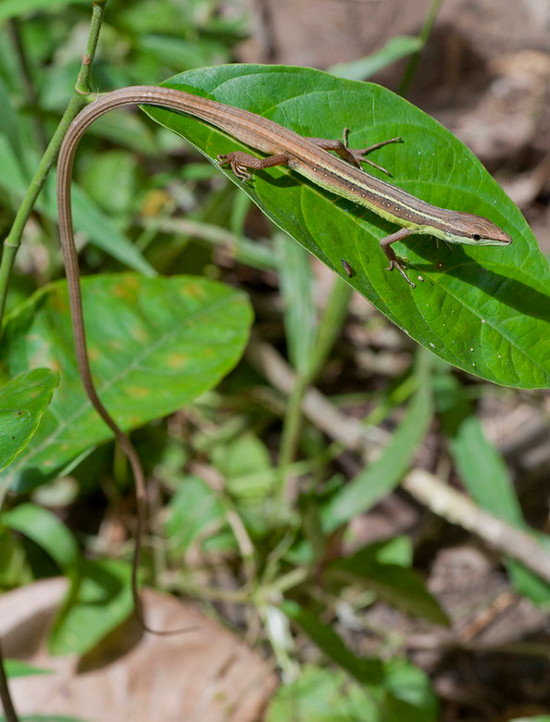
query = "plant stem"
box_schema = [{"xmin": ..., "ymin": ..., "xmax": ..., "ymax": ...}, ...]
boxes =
[
  {"xmin": 0, "ymin": 0, "xmax": 108, "ymax": 333},
  {"xmin": 75, "ymin": 0, "xmax": 107, "ymax": 95}
]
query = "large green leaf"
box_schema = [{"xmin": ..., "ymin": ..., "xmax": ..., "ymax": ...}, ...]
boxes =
[
  {"xmin": 143, "ymin": 64, "xmax": 550, "ymax": 389},
  {"xmin": 0, "ymin": 369, "xmax": 58, "ymax": 473},
  {"xmin": 0, "ymin": 0, "xmax": 89, "ymax": 21},
  {"xmin": 0, "ymin": 274, "xmax": 252, "ymax": 491}
]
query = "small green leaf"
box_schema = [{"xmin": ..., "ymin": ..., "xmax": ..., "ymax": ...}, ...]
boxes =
[
  {"xmin": 52, "ymin": 181, "xmax": 156, "ymax": 276},
  {"xmin": 0, "ymin": 135, "xmax": 28, "ymax": 204},
  {"xmin": 1, "ymin": 503, "xmax": 79, "ymax": 572},
  {"xmin": 277, "ymin": 235, "xmax": 316, "ymax": 374},
  {"xmin": 507, "ymin": 560, "xmax": 550, "ymax": 609},
  {"xmin": 329, "ymin": 544, "xmax": 449, "ymax": 625},
  {"xmin": 279, "ymin": 605, "xmax": 438, "ymax": 721},
  {"xmin": 329, "ymin": 36, "xmax": 423, "ymax": 80},
  {"xmin": 4, "ymin": 660, "xmax": 53, "ymax": 678},
  {"xmin": 0, "ymin": 369, "xmax": 58, "ymax": 473},
  {"xmin": 214, "ymin": 434, "xmax": 275, "ymax": 501},
  {"xmin": 50, "ymin": 558, "xmax": 132, "ymax": 656},
  {"xmin": 165, "ymin": 476, "xmax": 228, "ymax": 553},
  {"xmin": 266, "ymin": 666, "xmax": 380, "ymax": 721},
  {"xmin": 322, "ymin": 351, "xmax": 433, "ymax": 530},
  {"xmin": 0, "ymin": 274, "xmax": 252, "ymax": 491},
  {"xmin": 0, "ymin": 145, "xmax": 155, "ymax": 275},
  {"xmin": 143, "ymin": 64, "xmax": 550, "ymax": 389},
  {"xmin": 80, "ymin": 149, "xmax": 139, "ymax": 215},
  {"xmin": 382, "ymin": 657, "xmax": 439, "ymax": 721},
  {"xmin": 281, "ymin": 600, "xmax": 384, "ymax": 686},
  {"xmin": 437, "ymin": 371, "xmax": 550, "ymax": 607},
  {"xmin": 437, "ymin": 372, "xmax": 524, "ymax": 523}
]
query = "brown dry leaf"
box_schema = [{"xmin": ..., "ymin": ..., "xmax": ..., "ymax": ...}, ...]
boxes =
[{"xmin": 1, "ymin": 578, "xmax": 277, "ymax": 721}]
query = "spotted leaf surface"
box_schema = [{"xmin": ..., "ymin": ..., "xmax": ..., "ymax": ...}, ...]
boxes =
[
  {"xmin": 0, "ymin": 369, "xmax": 58, "ymax": 474},
  {"xmin": 0, "ymin": 274, "xmax": 252, "ymax": 491}
]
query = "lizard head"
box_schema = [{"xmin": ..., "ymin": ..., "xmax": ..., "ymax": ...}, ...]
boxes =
[{"xmin": 443, "ymin": 211, "xmax": 513, "ymax": 246}]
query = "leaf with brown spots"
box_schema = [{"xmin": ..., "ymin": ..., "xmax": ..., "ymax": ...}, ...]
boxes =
[{"xmin": 0, "ymin": 274, "xmax": 252, "ymax": 491}]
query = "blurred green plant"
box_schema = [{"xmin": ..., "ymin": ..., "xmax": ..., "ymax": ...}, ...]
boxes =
[{"xmin": 1, "ymin": 2, "xmax": 550, "ymax": 721}]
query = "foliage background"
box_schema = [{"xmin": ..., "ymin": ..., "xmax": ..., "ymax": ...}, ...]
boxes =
[{"xmin": 1, "ymin": 1, "xmax": 550, "ymax": 721}]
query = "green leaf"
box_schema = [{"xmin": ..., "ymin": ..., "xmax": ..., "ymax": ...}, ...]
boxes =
[
  {"xmin": 86, "ymin": 112, "xmax": 158, "ymax": 155},
  {"xmin": 266, "ymin": 666, "xmax": 381, "ymax": 721},
  {"xmin": 165, "ymin": 475, "xmax": 228, "ymax": 553},
  {"xmin": 0, "ymin": 134, "xmax": 31, "ymax": 209},
  {"xmin": 143, "ymin": 64, "xmax": 550, "ymax": 389},
  {"xmin": 79, "ymin": 150, "xmax": 139, "ymax": 216},
  {"xmin": 328, "ymin": 544, "xmax": 449, "ymax": 625},
  {"xmin": 1, "ymin": 503, "xmax": 79, "ymax": 572},
  {"xmin": 437, "ymin": 372, "xmax": 524, "ymax": 523},
  {"xmin": 47, "ymin": 180, "xmax": 157, "ymax": 276},
  {"xmin": 279, "ymin": 604, "xmax": 438, "ymax": 721},
  {"xmin": 0, "ymin": 274, "xmax": 253, "ymax": 491},
  {"xmin": 4, "ymin": 660, "xmax": 53, "ymax": 678},
  {"xmin": 322, "ymin": 351, "xmax": 433, "ymax": 530},
  {"xmin": 266, "ymin": 662, "xmax": 437, "ymax": 722},
  {"xmin": 277, "ymin": 235, "xmax": 316, "ymax": 374},
  {"xmin": 329, "ymin": 36, "xmax": 423, "ymax": 80},
  {"xmin": 281, "ymin": 600, "xmax": 384, "ymax": 686},
  {"xmin": 381, "ymin": 657, "xmax": 439, "ymax": 721},
  {"xmin": 0, "ymin": 0, "xmax": 89, "ymax": 21},
  {"xmin": 368, "ymin": 536, "xmax": 413, "ymax": 567},
  {"xmin": 211, "ymin": 434, "xmax": 279, "ymax": 537},
  {"xmin": 0, "ymin": 141, "xmax": 155, "ymax": 275},
  {"xmin": 0, "ymin": 369, "xmax": 58, "ymax": 473},
  {"xmin": 214, "ymin": 433, "xmax": 275, "ymax": 501},
  {"xmin": 136, "ymin": 34, "xmax": 229, "ymax": 70},
  {"xmin": 49, "ymin": 558, "xmax": 132, "ymax": 656},
  {"xmin": 506, "ymin": 560, "xmax": 550, "ymax": 609},
  {"xmin": 437, "ymin": 371, "xmax": 550, "ymax": 607}
]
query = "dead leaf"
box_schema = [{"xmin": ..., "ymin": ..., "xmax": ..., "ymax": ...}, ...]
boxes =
[{"xmin": 1, "ymin": 578, "xmax": 277, "ymax": 721}]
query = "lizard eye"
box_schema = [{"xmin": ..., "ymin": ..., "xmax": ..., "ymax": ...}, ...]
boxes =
[{"xmin": 471, "ymin": 233, "xmax": 482, "ymax": 241}]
